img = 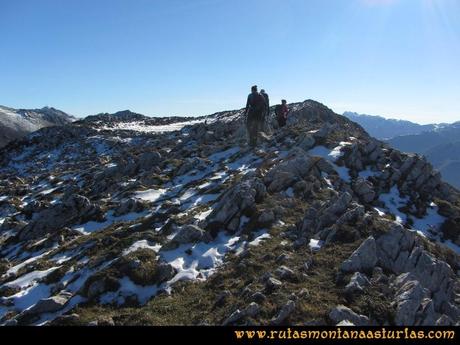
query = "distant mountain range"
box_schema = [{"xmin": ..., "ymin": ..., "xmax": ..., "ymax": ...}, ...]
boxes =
[
  {"xmin": 343, "ymin": 111, "xmax": 442, "ymax": 139},
  {"xmin": 0, "ymin": 105, "xmax": 75, "ymax": 148},
  {"xmin": 344, "ymin": 112, "xmax": 460, "ymax": 189}
]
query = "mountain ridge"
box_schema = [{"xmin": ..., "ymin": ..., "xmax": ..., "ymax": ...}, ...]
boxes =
[
  {"xmin": 343, "ymin": 111, "xmax": 460, "ymax": 189},
  {"xmin": 0, "ymin": 100, "xmax": 458, "ymax": 326},
  {"xmin": 0, "ymin": 105, "xmax": 75, "ymax": 148}
]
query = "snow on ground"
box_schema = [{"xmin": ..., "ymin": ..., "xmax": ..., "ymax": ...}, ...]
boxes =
[
  {"xmin": 373, "ymin": 207, "xmax": 386, "ymax": 217},
  {"xmin": 4, "ymin": 267, "xmax": 60, "ymax": 289},
  {"xmin": 328, "ymin": 142, "xmax": 352, "ymax": 160},
  {"xmin": 35, "ymin": 295, "xmax": 85, "ymax": 326},
  {"xmin": 99, "ymin": 277, "xmax": 159, "ymax": 306},
  {"xmin": 4, "ymin": 250, "xmax": 52, "ymax": 276},
  {"xmin": 179, "ymin": 193, "xmax": 220, "ymax": 211},
  {"xmin": 308, "ymin": 238, "xmax": 324, "ymax": 251},
  {"xmin": 410, "ymin": 203, "xmax": 460, "ymax": 254},
  {"xmin": 160, "ymin": 231, "xmax": 242, "ymax": 283},
  {"xmin": 3, "ymin": 282, "xmax": 52, "ymax": 319},
  {"xmin": 100, "ymin": 119, "xmax": 207, "ymax": 133},
  {"xmin": 73, "ymin": 210, "xmax": 149, "ymax": 234},
  {"xmin": 412, "ymin": 202, "xmax": 446, "ymax": 236},
  {"xmin": 134, "ymin": 188, "xmax": 167, "ymax": 202},
  {"xmin": 208, "ymin": 147, "xmax": 240, "ymax": 162},
  {"xmin": 194, "ymin": 208, "xmax": 213, "ymax": 221},
  {"xmin": 122, "ymin": 240, "xmax": 162, "ymax": 256},
  {"xmin": 308, "ymin": 145, "xmax": 351, "ymax": 182},
  {"xmin": 249, "ymin": 232, "xmax": 271, "ymax": 246},
  {"xmin": 377, "ymin": 186, "xmax": 409, "ymax": 223},
  {"xmin": 225, "ymin": 152, "xmax": 261, "ymax": 174},
  {"xmin": 377, "ymin": 188, "xmax": 458, "ymax": 254}
]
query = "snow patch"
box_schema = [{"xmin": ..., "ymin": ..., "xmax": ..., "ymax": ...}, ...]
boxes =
[
  {"xmin": 122, "ymin": 240, "xmax": 162, "ymax": 256},
  {"xmin": 308, "ymin": 239, "xmax": 324, "ymax": 251},
  {"xmin": 134, "ymin": 188, "xmax": 167, "ymax": 202}
]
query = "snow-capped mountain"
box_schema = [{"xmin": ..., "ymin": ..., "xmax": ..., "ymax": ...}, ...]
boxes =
[
  {"xmin": 0, "ymin": 100, "xmax": 458, "ymax": 326},
  {"xmin": 0, "ymin": 105, "xmax": 75, "ymax": 148}
]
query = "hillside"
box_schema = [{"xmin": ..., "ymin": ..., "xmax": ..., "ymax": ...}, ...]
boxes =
[
  {"xmin": 0, "ymin": 106, "xmax": 75, "ymax": 148},
  {"xmin": 0, "ymin": 100, "xmax": 459, "ymax": 326}
]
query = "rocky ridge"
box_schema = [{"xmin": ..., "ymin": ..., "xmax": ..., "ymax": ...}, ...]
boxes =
[{"xmin": 0, "ymin": 100, "xmax": 459, "ymax": 325}]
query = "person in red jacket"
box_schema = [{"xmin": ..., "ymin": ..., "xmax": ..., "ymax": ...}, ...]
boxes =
[{"xmin": 275, "ymin": 99, "xmax": 289, "ymax": 127}]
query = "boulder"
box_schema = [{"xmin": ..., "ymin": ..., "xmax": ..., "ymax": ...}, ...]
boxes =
[
  {"xmin": 393, "ymin": 278, "xmax": 431, "ymax": 325},
  {"xmin": 275, "ymin": 266, "xmax": 297, "ymax": 282},
  {"xmin": 297, "ymin": 134, "xmax": 316, "ymax": 151},
  {"xmin": 329, "ymin": 305, "xmax": 370, "ymax": 326},
  {"xmin": 138, "ymin": 151, "xmax": 161, "ymax": 171},
  {"xmin": 86, "ymin": 276, "xmax": 120, "ymax": 300},
  {"xmin": 265, "ymin": 277, "xmax": 283, "ymax": 292},
  {"xmin": 23, "ymin": 292, "xmax": 72, "ymax": 316},
  {"xmin": 176, "ymin": 157, "xmax": 208, "ymax": 176},
  {"xmin": 344, "ymin": 272, "xmax": 370, "ymax": 296},
  {"xmin": 340, "ymin": 237, "xmax": 378, "ymax": 273},
  {"xmin": 258, "ymin": 210, "xmax": 275, "ymax": 225},
  {"xmin": 172, "ymin": 224, "xmax": 205, "ymax": 244},
  {"xmin": 114, "ymin": 198, "xmax": 146, "ymax": 216},
  {"xmin": 353, "ymin": 178, "xmax": 375, "ymax": 203},
  {"xmin": 317, "ymin": 192, "xmax": 352, "ymax": 227},
  {"xmin": 270, "ymin": 300, "xmax": 296, "ymax": 325},
  {"xmin": 264, "ymin": 152, "xmax": 316, "ymax": 192},
  {"xmin": 243, "ymin": 302, "xmax": 260, "ymax": 318},
  {"xmin": 118, "ymin": 249, "xmax": 176, "ymax": 286},
  {"xmin": 436, "ymin": 315, "xmax": 454, "ymax": 326},
  {"xmin": 205, "ymin": 177, "xmax": 266, "ymax": 233},
  {"xmin": 222, "ymin": 309, "xmax": 245, "ymax": 326},
  {"xmin": 19, "ymin": 194, "xmax": 102, "ymax": 241}
]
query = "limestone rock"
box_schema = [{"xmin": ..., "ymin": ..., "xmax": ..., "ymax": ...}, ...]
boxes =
[{"xmin": 340, "ymin": 237, "xmax": 378, "ymax": 273}]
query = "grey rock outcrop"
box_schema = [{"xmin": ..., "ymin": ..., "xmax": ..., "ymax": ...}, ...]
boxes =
[
  {"xmin": 270, "ymin": 300, "xmax": 296, "ymax": 325},
  {"xmin": 204, "ymin": 176, "xmax": 266, "ymax": 233},
  {"xmin": 18, "ymin": 194, "xmax": 102, "ymax": 240},
  {"xmin": 340, "ymin": 237, "xmax": 378, "ymax": 273},
  {"xmin": 329, "ymin": 305, "xmax": 370, "ymax": 326}
]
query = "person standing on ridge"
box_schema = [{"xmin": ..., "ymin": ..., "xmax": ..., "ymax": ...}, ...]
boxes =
[
  {"xmin": 260, "ymin": 89, "xmax": 270, "ymax": 131},
  {"xmin": 244, "ymin": 85, "xmax": 266, "ymax": 148},
  {"xmin": 275, "ymin": 99, "xmax": 289, "ymax": 128}
]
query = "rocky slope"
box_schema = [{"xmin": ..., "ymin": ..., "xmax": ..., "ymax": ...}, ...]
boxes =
[
  {"xmin": 0, "ymin": 100, "xmax": 459, "ymax": 326},
  {"xmin": 388, "ymin": 123, "xmax": 460, "ymax": 189},
  {"xmin": 0, "ymin": 105, "xmax": 75, "ymax": 148},
  {"xmin": 343, "ymin": 112, "xmax": 460, "ymax": 189}
]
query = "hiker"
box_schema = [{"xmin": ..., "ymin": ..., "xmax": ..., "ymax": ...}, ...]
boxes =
[
  {"xmin": 244, "ymin": 85, "xmax": 266, "ymax": 147},
  {"xmin": 260, "ymin": 89, "xmax": 270, "ymax": 123},
  {"xmin": 275, "ymin": 99, "xmax": 289, "ymax": 128}
]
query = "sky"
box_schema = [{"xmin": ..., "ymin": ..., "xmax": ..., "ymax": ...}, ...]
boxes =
[{"xmin": 1, "ymin": 0, "xmax": 459, "ymax": 124}]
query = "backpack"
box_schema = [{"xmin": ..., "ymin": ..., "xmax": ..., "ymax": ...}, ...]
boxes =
[{"xmin": 250, "ymin": 93, "xmax": 266, "ymax": 112}]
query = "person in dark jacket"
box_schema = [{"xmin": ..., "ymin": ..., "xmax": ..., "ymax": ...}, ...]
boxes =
[
  {"xmin": 245, "ymin": 85, "xmax": 266, "ymax": 147},
  {"xmin": 260, "ymin": 89, "xmax": 269, "ymax": 121},
  {"xmin": 275, "ymin": 99, "xmax": 289, "ymax": 128}
]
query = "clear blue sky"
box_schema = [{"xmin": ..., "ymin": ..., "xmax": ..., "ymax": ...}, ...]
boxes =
[{"xmin": 1, "ymin": 0, "xmax": 459, "ymax": 123}]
